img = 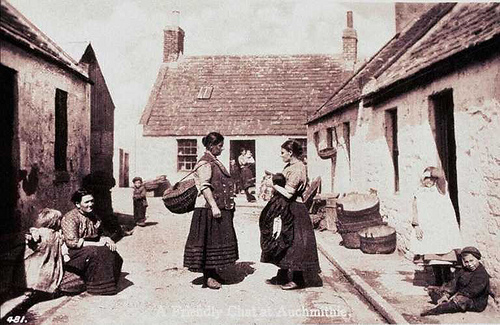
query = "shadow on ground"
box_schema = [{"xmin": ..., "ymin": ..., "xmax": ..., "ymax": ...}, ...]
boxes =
[
  {"xmin": 218, "ymin": 261, "xmax": 256, "ymax": 285},
  {"xmin": 117, "ymin": 272, "xmax": 134, "ymax": 294}
]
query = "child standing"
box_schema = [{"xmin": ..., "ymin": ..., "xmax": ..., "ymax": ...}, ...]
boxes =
[
  {"xmin": 411, "ymin": 167, "xmax": 462, "ymax": 286},
  {"xmin": 132, "ymin": 177, "xmax": 148, "ymax": 227}
]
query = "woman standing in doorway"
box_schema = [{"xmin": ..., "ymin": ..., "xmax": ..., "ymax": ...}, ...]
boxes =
[
  {"xmin": 261, "ymin": 139, "xmax": 320, "ymax": 290},
  {"xmin": 183, "ymin": 132, "xmax": 239, "ymax": 289},
  {"xmin": 239, "ymin": 149, "xmax": 256, "ymax": 202}
]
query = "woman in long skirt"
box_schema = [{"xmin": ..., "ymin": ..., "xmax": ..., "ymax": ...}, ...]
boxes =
[
  {"xmin": 183, "ymin": 132, "xmax": 239, "ymax": 289},
  {"xmin": 260, "ymin": 139, "xmax": 320, "ymax": 290}
]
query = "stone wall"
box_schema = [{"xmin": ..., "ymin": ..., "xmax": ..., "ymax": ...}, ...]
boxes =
[
  {"xmin": 308, "ymin": 53, "xmax": 500, "ymax": 281},
  {"xmin": 1, "ymin": 41, "xmax": 91, "ymax": 230},
  {"xmin": 307, "ymin": 105, "xmax": 359, "ymax": 194}
]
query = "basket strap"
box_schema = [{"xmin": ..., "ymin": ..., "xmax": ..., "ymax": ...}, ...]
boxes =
[{"xmin": 177, "ymin": 161, "xmax": 212, "ymax": 183}]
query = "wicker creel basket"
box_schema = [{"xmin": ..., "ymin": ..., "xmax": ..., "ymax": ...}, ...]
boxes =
[{"xmin": 162, "ymin": 179, "xmax": 197, "ymax": 214}]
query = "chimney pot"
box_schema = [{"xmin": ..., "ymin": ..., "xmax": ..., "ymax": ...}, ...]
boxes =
[
  {"xmin": 342, "ymin": 11, "xmax": 357, "ymax": 71},
  {"xmin": 171, "ymin": 10, "xmax": 180, "ymax": 27},
  {"xmin": 347, "ymin": 11, "xmax": 353, "ymax": 28}
]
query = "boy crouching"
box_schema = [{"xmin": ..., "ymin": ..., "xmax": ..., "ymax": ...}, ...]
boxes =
[{"xmin": 421, "ymin": 246, "xmax": 491, "ymax": 316}]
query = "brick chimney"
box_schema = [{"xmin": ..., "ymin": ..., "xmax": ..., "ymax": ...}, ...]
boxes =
[
  {"xmin": 395, "ymin": 3, "xmax": 435, "ymax": 34},
  {"xmin": 342, "ymin": 11, "xmax": 357, "ymax": 71},
  {"xmin": 163, "ymin": 11, "xmax": 184, "ymax": 62}
]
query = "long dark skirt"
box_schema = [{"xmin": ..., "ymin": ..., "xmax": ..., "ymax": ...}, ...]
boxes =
[
  {"xmin": 65, "ymin": 246, "xmax": 123, "ymax": 295},
  {"xmin": 184, "ymin": 208, "xmax": 239, "ymax": 272},
  {"xmin": 260, "ymin": 195, "xmax": 294, "ymax": 264},
  {"xmin": 261, "ymin": 201, "xmax": 320, "ymax": 272},
  {"xmin": 133, "ymin": 199, "xmax": 147, "ymax": 222}
]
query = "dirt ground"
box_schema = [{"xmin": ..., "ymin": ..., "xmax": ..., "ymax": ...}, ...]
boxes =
[{"xmin": 11, "ymin": 188, "xmax": 386, "ymax": 325}]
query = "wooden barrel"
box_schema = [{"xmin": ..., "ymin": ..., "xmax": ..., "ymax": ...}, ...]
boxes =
[
  {"xmin": 336, "ymin": 193, "xmax": 383, "ymax": 249},
  {"xmin": 336, "ymin": 193, "xmax": 380, "ymax": 219},
  {"xmin": 337, "ymin": 218, "xmax": 384, "ymax": 249},
  {"xmin": 358, "ymin": 225, "xmax": 396, "ymax": 254}
]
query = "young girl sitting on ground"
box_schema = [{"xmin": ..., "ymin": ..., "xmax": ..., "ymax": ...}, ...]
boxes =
[{"xmin": 23, "ymin": 208, "xmax": 67, "ymax": 299}]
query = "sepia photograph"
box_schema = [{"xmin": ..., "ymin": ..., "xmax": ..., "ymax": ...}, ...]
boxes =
[{"xmin": 1, "ymin": 0, "xmax": 499, "ymax": 324}]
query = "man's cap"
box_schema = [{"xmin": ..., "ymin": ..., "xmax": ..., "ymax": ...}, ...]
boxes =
[{"xmin": 461, "ymin": 246, "xmax": 481, "ymax": 260}]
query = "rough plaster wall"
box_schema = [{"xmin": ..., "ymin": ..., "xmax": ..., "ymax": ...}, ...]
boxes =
[
  {"xmin": 91, "ymin": 130, "xmax": 114, "ymax": 173},
  {"xmin": 358, "ymin": 55, "xmax": 500, "ymax": 281},
  {"xmin": 307, "ymin": 106, "xmax": 358, "ymax": 194},
  {"xmin": 1, "ymin": 42, "xmax": 91, "ymax": 229},
  {"xmin": 135, "ymin": 133, "xmax": 299, "ymax": 188},
  {"xmin": 306, "ymin": 54, "xmax": 500, "ymax": 285}
]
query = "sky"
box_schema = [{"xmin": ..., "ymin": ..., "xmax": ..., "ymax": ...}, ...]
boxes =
[{"xmin": 7, "ymin": 0, "xmax": 396, "ymax": 154}]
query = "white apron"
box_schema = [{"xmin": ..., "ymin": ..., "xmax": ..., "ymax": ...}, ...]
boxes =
[{"xmin": 410, "ymin": 186, "xmax": 462, "ymax": 255}]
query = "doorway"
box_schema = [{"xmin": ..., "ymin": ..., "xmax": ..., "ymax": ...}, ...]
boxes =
[
  {"xmin": 430, "ymin": 90, "xmax": 460, "ymax": 224},
  {"xmin": 0, "ymin": 64, "xmax": 18, "ymax": 234},
  {"xmin": 230, "ymin": 140, "xmax": 256, "ymax": 195},
  {"xmin": 119, "ymin": 148, "xmax": 130, "ymax": 187}
]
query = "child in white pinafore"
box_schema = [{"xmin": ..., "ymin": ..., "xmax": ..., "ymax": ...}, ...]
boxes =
[{"xmin": 410, "ymin": 167, "xmax": 462, "ymax": 286}]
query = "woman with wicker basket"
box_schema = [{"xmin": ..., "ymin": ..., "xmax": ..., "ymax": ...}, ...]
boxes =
[
  {"xmin": 261, "ymin": 139, "xmax": 320, "ymax": 290},
  {"xmin": 183, "ymin": 132, "xmax": 239, "ymax": 289}
]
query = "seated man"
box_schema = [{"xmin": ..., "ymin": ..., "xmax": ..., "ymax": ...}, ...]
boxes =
[
  {"xmin": 61, "ymin": 189, "xmax": 123, "ymax": 295},
  {"xmin": 421, "ymin": 246, "xmax": 491, "ymax": 316}
]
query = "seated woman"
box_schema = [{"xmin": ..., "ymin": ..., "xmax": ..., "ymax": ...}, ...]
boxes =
[
  {"xmin": 421, "ymin": 246, "xmax": 491, "ymax": 316},
  {"xmin": 61, "ymin": 189, "xmax": 123, "ymax": 295}
]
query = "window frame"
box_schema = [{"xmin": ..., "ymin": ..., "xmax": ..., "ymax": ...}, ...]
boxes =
[
  {"xmin": 177, "ymin": 139, "xmax": 198, "ymax": 171},
  {"xmin": 54, "ymin": 89, "xmax": 68, "ymax": 172}
]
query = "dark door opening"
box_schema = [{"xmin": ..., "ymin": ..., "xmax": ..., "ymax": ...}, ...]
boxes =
[
  {"xmin": 230, "ymin": 140, "xmax": 256, "ymax": 195},
  {"xmin": 431, "ymin": 90, "xmax": 460, "ymax": 224},
  {"xmin": 119, "ymin": 148, "xmax": 129, "ymax": 187},
  {"xmin": 230, "ymin": 140, "xmax": 256, "ymax": 172},
  {"xmin": 0, "ymin": 64, "xmax": 18, "ymax": 234},
  {"xmin": 385, "ymin": 108, "xmax": 400, "ymax": 192}
]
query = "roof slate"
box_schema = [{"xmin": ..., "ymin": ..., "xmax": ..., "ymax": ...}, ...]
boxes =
[
  {"xmin": 141, "ymin": 54, "xmax": 348, "ymax": 136},
  {"xmin": 0, "ymin": 0, "xmax": 87, "ymax": 78},
  {"xmin": 372, "ymin": 3, "xmax": 500, "ymax": 93},
  {"xmin": 308, "ymin": 3, "xmax": 456, "ymax": 123}
]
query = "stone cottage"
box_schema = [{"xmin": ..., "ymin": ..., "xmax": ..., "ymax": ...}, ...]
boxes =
[
  {"xmin": 137, "ymin": 12, "xmax": 358, "ymax": 187},
  {"xmin": 0, "ymin": 0, "xmax": 92, "ymax": 235},
  {"xmin": 307, "ymin": 3, "xmax": 500, "ymax": 282}
]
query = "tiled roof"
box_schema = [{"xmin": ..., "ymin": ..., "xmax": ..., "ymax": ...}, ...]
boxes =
[
  {"xmin": 371, "ymin": 3, "xmax": 500, "ymax": 94},
  {"xmin": 0, "ymin": 0, "xmax": 88, "ymax": 79},
  {"xmin": 140, "ymin": 54, "xmax": 348, "ymax": 136},
  {"xmin": 308, "ymin": 3, "xmax": 455, "ymax": 123}
]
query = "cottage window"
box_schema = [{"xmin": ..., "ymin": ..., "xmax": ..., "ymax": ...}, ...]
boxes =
[
  {"xmin": 326, "ymin": 127, "xmax": 334, "ymax": 147},
  {"xmin": 177, "ymin": 139, "xmax": 197, "ymax": 171},
  {"xmin": 55, "ymin": 89, "xmax": 68, "ymax": 172},
  {"xmin": 343, "ymin": 122, "xmax": 351, "ymax": 159},
  {"xmin": 313, "ymin": 131, "xmax": 319, "ymax": 148},
  {"xmin": 197, "ymin": 86, "xmax": 213, "ymax": 100},
  {"xmin": 384, "ymin": 108, "xmax": 399, "ymax": 192}
]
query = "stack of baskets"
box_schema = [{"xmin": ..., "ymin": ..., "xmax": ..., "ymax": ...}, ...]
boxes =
[{"xmin": 336, "ymin": 193, "xmax": 396, "ymax": 254}]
